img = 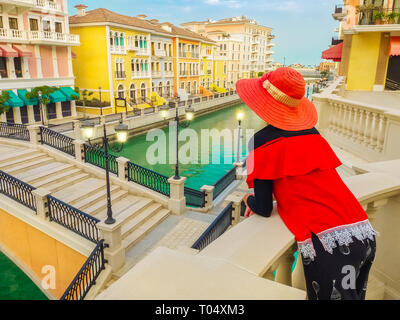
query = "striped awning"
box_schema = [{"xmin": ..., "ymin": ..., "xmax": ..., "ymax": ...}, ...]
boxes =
[
  {"xmin": 322, "ymin": 42, "xmax": 343, "ymax": 62},
  {"xmin": 0, "ymin": 44, "xmax": 18, "ymax": 57},
  {"xmin": 12, "ymin": 45, "xmax": 33, "ymax": 57},
  {"xmin": 389, "ymin": 37, "xmax": 400, "ymax": 56}
]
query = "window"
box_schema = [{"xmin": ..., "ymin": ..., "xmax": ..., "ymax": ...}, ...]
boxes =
[
  {"xmin": 152, "ymin": 82, "xmax": 155, "ymax": 92},
  {"xmin": 120, "ymin": 33, "xmax": 124, "ymax": 47},
  {"xmin": 140, "ymin": 83, "xmax": 146, "ymax": 101},
  {"xmin": 61, "ymin": 101, "xmax": 71, "ymax": 117},
  {"xmin": 110, "ymin": 32, "xmax": 114, "ymax": 46},
  {"xmin": 0, "ymin": 57, "xmax": 8, "ymax": 78},
  {"xmin": 187, "ymin": 82, "xmax": 191, "ymax": 94},
  {"xmin": 166, "ymin": 81, "xmax": 171, "ymax": 97},
  {"xmin": 158, "ymin": 82, "xmax": 163, "ymax": 96},
  {"xmin": 0, "ymin": 17, "xmax": 3, "ymax": 29},
  {"xmin": 130, "ymin": 84, "xmax": 136, "ymax": 102},
  {"xmin": 47, "ymin": 103, "xmax": 57, "ymax": 120},
  {"xmin": 20, "ymin": 106, "xmax": 29, "ymax": 124},
  {"xmin": 42, "ymin": 20, "xmax": 51, "ymax": 32},
  {"xmin": 6, "ymin": 108, "xmax": 14, "ymax": 123},
  {"xmin": 55, "ymin": 22, "xmax": 62, "ymax": 33},
  {"xmin": 14, "ymin": 57, "xmax": 23, "ymax": 78},
  {"xmin": 193, "ymin": 81, "xmax": 197, "ymax": 94},
  {"xmin": 117, "ymin": 84, "xmax": 125, "ymax": 99},
  {"xmin": 8, "ymin": 18, "xmax": 18, "ymax": 30},
  {"xmin": 135, "ymin": 35, "xmax": 139, "ymax": 48},
  {"xmin": 33, "ymin": 105, "xmax": 41, "ymax": 122},
  {"xmin": 29, "ymin": 18, "xmax": 38, "ymax": 31}
]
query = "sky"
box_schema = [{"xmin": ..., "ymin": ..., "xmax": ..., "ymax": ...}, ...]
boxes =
[{"xmin": 68, "ymin": 0, "xmax": 338, "ymax": 66}]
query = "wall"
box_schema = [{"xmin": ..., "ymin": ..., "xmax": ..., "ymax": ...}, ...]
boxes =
[
  {"xmin": 0, "ymin": 208, "xmax": 87, "ymax": 299},
  {"xmin": 347, "ymin": 32, "xmax": 382, "ymax": 91}
]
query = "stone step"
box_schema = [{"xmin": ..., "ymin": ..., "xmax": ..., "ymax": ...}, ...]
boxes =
[
  {"xmin": 17, "ymin": 163, "xmax": 74, "ymax": 184},
  {"xmin": 0, "ymin": 149, "xmax": 35, "ymax": 164},
  {"xmin": 117, "ymin": 198, "xmax": 153, "ymax": 224},
  {"xmin": 32, "ymin": 168, "xmax": 83, "ymax": 189},
  {"xmin": 52, "ymin": 178, "xmax": 106, "ymax": 204},
  {"xmin": 45, "ymin": 173, "xmax": 90, "ymax": 193},
  {"xmin": 4, "ymin": 156, "xmax": 54, "ymax": 175},
  {"xmin": 72, "ymin": 185, "xmax": 120, "ymax": 211},
  {"xmin": 85, "ymin": 190, "xmax": 129, "ymax": 216},
  {"xmin": 122, "ymin": 208, "xmax": 170, "ymax": 251},
  {"xmin": 95, "ymin": 195, "xmax": 143, "ymax": 221},
  {"xmin": 366, "ymin": 276, "xmax": 385, "ymax": 300},
  {"xmin": 121, "ymin": 203, "xmax": 162, "ymax": 238},
  {"xmin": 0, "ymin": 152, "xmax": 47, "ymax": 170}
]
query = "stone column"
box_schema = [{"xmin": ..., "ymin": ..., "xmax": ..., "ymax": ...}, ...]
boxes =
[
  {"xmin": 233, "ymin": 161, "xmax": 244, "ymax": 180},
  {"xmin": 71, "ymin": 100, "xmax": 77, "ymax": 117},
  {"xmin": 32, "ymin": 188, "xmax": 51, "ymax": 220},
  {"xmin": 73, "ymin": 140, "xmax": 85, "ymax": 163},
  {"xmin": 55, "ymin": 102, "xmax": 62, "ymax": 119},
  {"xmin": 27, "ymin": 106, "xmax": 35, "ymax": 124},
  {"xmin": 27, "ymin": 125, "xmax": 41, "ymax": 145},
  {"xmin": 14, "ymin": 107, "xmax": 22, "ymax": 124},
  {"xmin": 97, "ymin": 221, "xmax": 125, "ymax": 272},
  {"xmin": 224, "ymin": 191, "xmax": 245, "ymax": 225},
  {"xmin": 116, "ymin": 157, "xmax": 130, "ymax": 181},
  {"xmin": 200, "ymin": 185, "xmax": 214, "ymax": 212},
  {"xmin": 168, "ymin": 176, "xmax": 186, "ymax": 215},
  {"xmin": 73, "ymin": 119, "xmax": 81, "ymax": 140}
]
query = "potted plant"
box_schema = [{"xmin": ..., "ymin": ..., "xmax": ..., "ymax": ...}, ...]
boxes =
[
  {"xmin": 373, "ymin": 11, "xmax": 386, "ymax": 24},
  {"xmin": 386, "ymin": 11, "xmax": 399, "ymax": 24}
]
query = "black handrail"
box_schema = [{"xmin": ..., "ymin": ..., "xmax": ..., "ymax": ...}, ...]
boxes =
[
  {"xmin": 47, "ymin": 195, "xmax": 100, "ymax": 243},
  {"xmin": 192, "ymin": 202, "xmax": 233, "ymax": 251},
  {"xmin": 213, "ymin": 167, "xmax": 236, "ymax": 200},
  {"xmin": 40, "ymin": 126, "xmax": 75, "ymax": 157},
  {"xmin": 184, "ymin": 187, "xmax": 206, "ymax": 208},
  {"xmin": 0, "ymin": 170, "xmax": 36, "ymax": 211},
  {"xmin": 0, "ymin": 122, "xmax": 30, "ymax": 141},
  {"xmin": 60, "ymin": 239, "xmax": 106, "ymax": 300},
  {"xmin": 83, "ymin": 144, "xmax": 119, "ymax": 175},
  {"xmin": 127, "ymin": 161, "xmax": 170, "ymax": 197}
]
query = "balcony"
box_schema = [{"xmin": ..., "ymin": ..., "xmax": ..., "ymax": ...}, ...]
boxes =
[
  {"xmin": 0, "ymin": 29, "xmax": 80, "ymax": 45},
  {"xmin": 332, "ymin": 4, "xmax": 347, "ymax": 21},
  {"xmin": 358, "ymin": 8, "xmax": 400, "ymax": 26},
  {"xmin": 132, "ymin": 71, "xmax": 150, "ymax": 79},
  {"xmin": 127, "ymin": 45, "xmax": 150, "ymax": 56},
  {"xmin": 267, "ymin": 34, "xmax": 275, "ymax": 40},
  {"xmin": 154, "ymin": 49, "xmax": 166, "ymax": 57},
  {"xmin": 266, "ymin": 43, "xmax": 275, "ymax": 48},
  {"xmin": 202, "ymin": 53, "xmax": 213, "ymax": 60},
  {"xmin": 151, "ymin": 71, "xmax": 161, "ymax": 78},
  {"xmin": 110, "ymin": 45, "xmax": 126, "ymax": 54},
  {"xmin": 164, "ymin": 71, "xmax": 174, "ymax": 78},
  {"xmin": 36, "ymin": 0, "xmax": 62, "ymax": 12},
  {"xmin": 6, "ymin": 0, "xmax": 36, "ymax": 7},
  {"xmin": 266, "ymin": 50, "xmax": 274, "ymax": 55}
]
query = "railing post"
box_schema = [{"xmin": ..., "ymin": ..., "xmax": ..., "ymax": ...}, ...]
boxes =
[
  {"xmin": 168, "ymin": 176, "xmax": 186, "ymax": 215},
  {"xmin": 224, "ymin": 192, "xmax": 245, "ymax": 225},
  {"xmin": 73, "ymin": 140, "xmax": 85, "ymax": 163},
  {"xmin": 27, "ymin": 125, "xmax": 41, "ymax": 145},
  {"xmin": 200, "ymin": 185, "xmax": 214, "ymax": 211},
  {"xmin": 73, "ymin": 119, "xmax": 81, "ymax": 140},
  {"xmin": 97, "ymin": 221, "xmax": 125, "ymax": 272},
  {"xmin": 233, "ymin": 161, "xmax": 244, "ymax": 180},
  {"xmin": 275, "ymin": 246, "xmax": 296, "ymax": 287},
  {"xmin": 116, "ymin": 157, "xmax": 129, "ymax": 181},
  {"xmin": 32, "ymin": 188, "xmax": 51, "ymax": 220}
]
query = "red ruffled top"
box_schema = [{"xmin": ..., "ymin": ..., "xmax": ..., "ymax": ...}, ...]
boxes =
[{"xmin": 246, "ymin": 134, "xmax": 368, "ymax": 242}]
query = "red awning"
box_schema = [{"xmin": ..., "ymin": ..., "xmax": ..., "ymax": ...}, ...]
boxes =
[
  {"xmin": 389, "ymin": 37, "xmax": 400, "ymax": 56},
  {"xmin": 0, "ymin": 44, "xmax": 18, "ymax": 57},
  {"xmin": 322, "ymin": 42, "xmax": 343, "ymax": 62},
  {"xmin": 12, "ymin": 44, "xmax": 32, "ymax": 57}
]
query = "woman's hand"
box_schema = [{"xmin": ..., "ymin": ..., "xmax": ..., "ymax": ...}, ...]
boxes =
[{"xmin": 243, "ymin": 193, "xmax": 256, "ymax": 218}]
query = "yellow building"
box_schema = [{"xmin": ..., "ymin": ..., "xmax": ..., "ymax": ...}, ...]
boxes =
[
  {"xmin": 69, "ymin": 6, "xmax": 174, "ymax": 114},
  {"xmin": 328, "ymin": 0, "xmax": 400, "ymax": 91},
  {"xmin": 200, "ymin": 43, "xmax": 215, "ymax": 91}
]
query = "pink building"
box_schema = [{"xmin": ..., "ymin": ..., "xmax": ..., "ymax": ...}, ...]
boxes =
[{"xmin": 0, "ymin": 0, "xmax": 80, "ymax": 124}]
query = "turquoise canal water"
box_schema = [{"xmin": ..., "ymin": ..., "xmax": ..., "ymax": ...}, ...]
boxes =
[
  {"xmin": 116, "ymin": 103, "xmax": 266, "ymax": 190},
  {"xmin": 0, "ymin": 251, "xmax": 48, "ymax": 300}
]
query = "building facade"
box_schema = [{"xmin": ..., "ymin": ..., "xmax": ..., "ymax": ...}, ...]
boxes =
[
  {"xmin": 181, "ymin": 16, "xmax": 274, "ymax": 82},
  {"xmin": 0, "ymin": 0, "xmax": 80, "ymax": 124}
]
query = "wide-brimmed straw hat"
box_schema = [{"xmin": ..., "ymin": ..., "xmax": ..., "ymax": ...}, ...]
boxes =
[{"xmin": 236, "ymin": 67, "xmax": 318, "ymax": 131}]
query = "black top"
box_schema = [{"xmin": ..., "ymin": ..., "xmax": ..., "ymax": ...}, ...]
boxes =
[{"xmin": 246, "ymin": 125, "xmax": 320, "ymax": 217}]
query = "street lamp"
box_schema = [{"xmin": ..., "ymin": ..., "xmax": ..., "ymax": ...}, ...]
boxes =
[
  {"xmin": 81, "ymin": 119, "xmax": 128, "ymax": 225},
  {"xmin": 236, "ymin": 111, "xmax": 244, "ymax": 163},
  {"xmin": 160, "ymin": 104, "xmax": 194, "ymax": 180}
]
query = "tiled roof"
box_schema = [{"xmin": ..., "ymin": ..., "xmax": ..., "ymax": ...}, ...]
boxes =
[{"xmin": 69, "ymin": 8, "xmax": 215, "ymax": 43}]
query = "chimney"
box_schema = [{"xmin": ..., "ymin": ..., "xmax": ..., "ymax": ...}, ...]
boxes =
[
  {"xmin": 75, "ymin": 4, "xmax": 88, "ymax": 16},
  {"xmin": 137, "ymin": 14, "xmax": 147, "ymax": 20}
]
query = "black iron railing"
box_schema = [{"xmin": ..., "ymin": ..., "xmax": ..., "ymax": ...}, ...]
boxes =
[
  {"xmin": 359, "ymin": 8, "xmax": 400, "ymax": 25},
  {"xmin": 334, "ymin": 4, "xmax": 344, "ymax": 14},
  {"xmin": 184, "ymin": 187, "xmax": 206, "ymax": 208},
  {"xmin": 0, "ymin": 170, "xmax": 36, "ymax": 211},
  {"xmin": 192, "ymin": 202, "xmax": 233, "ymax": 251},
  {"xmin": 127, "ymin": 162, "xmax": 170, "ymax": 197},
  {"xmin": 213, "ymin": 167, "xmax": 236, "ymax": 200},
  {"xmin": 60, "ymin": 239, "xmax": 106, "ymax": 300},
  {"xmin": 40, "ymin": 126, "xmax": 75, "ymax": 157},
  {"xmin": 0, "ymin": 122, "xmax": 30, "ymax": 141},
  {"xmin": 83, "ymin": 144, "xmax": 118, "ymax": 175},
  {"xmin": 47, "ymin": 195, "xmax": 100, "ymax": 243}
]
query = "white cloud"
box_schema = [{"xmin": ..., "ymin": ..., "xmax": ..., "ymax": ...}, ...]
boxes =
[{"xmin": 204, "ymin": 0, "xmax": 244, "ymax": 9}]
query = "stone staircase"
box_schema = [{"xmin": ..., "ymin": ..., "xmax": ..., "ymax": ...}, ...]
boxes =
[{"xmin": 0, "ymin": 143, "xmax": 170, "ymax": 253}]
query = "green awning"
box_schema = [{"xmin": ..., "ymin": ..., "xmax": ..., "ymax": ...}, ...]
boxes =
[
  {"xmin": 49, "ymin": 90, "xmax": 67, "ymax": 103},
  {"xmin": 17, "ymin": 89, "xmax": 39, "ymax": 106},
  {"xmin": 4, "ymin": 91, "xmax": 24, "ymax": 108},
  {"xmin": 60, "ymin": 87, "xmax": 80, "ymax": 101}
]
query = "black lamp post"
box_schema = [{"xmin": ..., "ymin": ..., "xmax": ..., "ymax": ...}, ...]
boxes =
[
  {"xmin": 81, "ymin": 119, "xmax": 128, "ymax": 225},
  {"xmin": 236, "ymin": 111, "xmax": 244, "ymax": 163},
  {"xmin": 160, "ymin": 103, "xmax": 194, "ymax": 180}
]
